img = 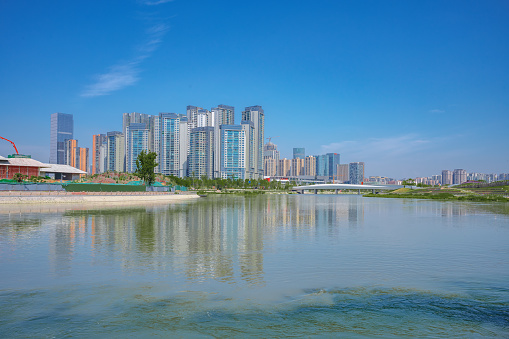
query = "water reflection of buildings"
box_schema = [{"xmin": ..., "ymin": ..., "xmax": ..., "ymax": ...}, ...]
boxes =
[
  {"xmin": 45, "ymin": 199, "xmax": 266, "ymax": 284},
  {"xmin": 38, "ymin": 196, "xmax": 365, "ymax": 283}
]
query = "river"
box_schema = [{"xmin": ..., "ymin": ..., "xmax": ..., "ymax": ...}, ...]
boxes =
[{"xmin": 1, "ymin": 195, "xmax": 508, "ymax": 337}]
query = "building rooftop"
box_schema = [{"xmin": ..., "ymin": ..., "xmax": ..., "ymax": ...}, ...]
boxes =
[
  {"xmin": 40, "ymin": 163, "xmax": 87, "ymax": 174},
  {"xmin": 0, "ymin": 155, "xmax": 8, "ymax": 161},
  {"xmin": 2, "ymin": 157, "xmax": 49, "ymax": 168}
]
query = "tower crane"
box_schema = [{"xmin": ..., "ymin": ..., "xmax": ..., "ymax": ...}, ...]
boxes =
[
  {"xmin": 0, "ymin": 136, "xmax": 19, "ymax": 154},
  {"xmin": 266, "ymin": 136, "xmax": 279, "ymax": 144}
]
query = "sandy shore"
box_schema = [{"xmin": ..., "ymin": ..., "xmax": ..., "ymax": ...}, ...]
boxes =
[{"xmin": 0, "ymin": 192, "xmax": 200, "ymax": 205}]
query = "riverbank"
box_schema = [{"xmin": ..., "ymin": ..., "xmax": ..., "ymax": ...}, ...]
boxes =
[
  {"xmin": 364, "ymin": 187, "xmax": 509, "ymax": 202},
  {"xmin": 0, "ymin": 191, "xmax": 200, "ymax": 205}
]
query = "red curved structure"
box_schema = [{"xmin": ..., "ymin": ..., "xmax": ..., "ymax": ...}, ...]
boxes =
[{"xmin": 0, "ymin": 136, "xmax": 19, "ymax": 154}]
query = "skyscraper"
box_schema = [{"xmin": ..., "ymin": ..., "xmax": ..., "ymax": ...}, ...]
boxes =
[
  {"xmin": 349, "ymin": 162, "xmax": 365, "ymax": 184},
  {"xmin": 92, "ymin": 134, "xmax": 107, "ymax": 174},
  {"xmin": 315, "ymin": 153, "xmax": 340, "ymax": 179},
  {"xmin": 126, "ymin": 123, "xmax": 149, "ymax": 173},
  {"xmin": 188, "ymin": 127, "xmax": 214, "ymax": 178},
  {"xmin": 327, "ymin": 153, "xmax": 340, "ymax": 180},
  {"xmin": 241, "ymin": 106, "xmax": 264, "ymax": 178},
  {"xmin": 293, "ymin": 148, "xmax": 305, "ymax": 159},
  {"xmin": 50, "ymin": 112, "xmax": 73, "ymax": 164}
]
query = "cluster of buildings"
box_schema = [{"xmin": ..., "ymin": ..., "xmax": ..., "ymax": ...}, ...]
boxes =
[
  {"xmin": 52, "ymin": 105, "xmax": 265, "ymax": 180},
  {"xmin": 50, "ymin": 113, "xmax": 89, "ymax": 174},
  {"xmin": 262, "ymin": 143, "xmax": 366, "ymax": 184},
  {"xmin": 418, "ymin": 170, "xmax": 509, "ymax": 186},
  {"xmin": 45, "ymin": 110, "xmax": 508, "ymax": 185},
  {"xmin": 50, "ymin": 107, "xmax": 367, "ymax": 183}
]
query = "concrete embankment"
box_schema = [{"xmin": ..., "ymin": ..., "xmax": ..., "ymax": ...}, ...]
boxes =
[{"xmin": 0, "ymin": 191, "xmax": 200, "ymax": 205}]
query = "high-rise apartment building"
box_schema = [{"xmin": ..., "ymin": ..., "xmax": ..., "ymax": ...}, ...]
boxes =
[
  {"xmin": 50, "ymin": 113, "xmax": 73, "ymax": 164},
  {"xmin": 264, "ymin": 158, "xmax": 278, "ymax": 177},
  {"xmin": 453, "ymin": 169, "xmax": 467, "ymax": 185},
  {"xmin": 241, "ymin": 106, "xmax": 264, "ymax": 178},
  {"xmin": 186, "ymin": 106, "xmax": 203, "ymax": 129},
  {"xmin": 126, "ymin": 123, "xmax": 149, "ymax": 173},
  {"xmin": 442, "ymin": 170, "xmax": 453, "ymax": 185},
  {"xmin": 157, "ymin": 113, "xmax": 188, "ymax": 177},
  {"xmin": 79, "ymin": 147, "xmax": 89, "ymax": 174},
  {"xmin": 220, "ymin": 125, "xmax": 246, "ymax": 179},
  {"xmin": 264, "ymin": 142, "xmax": 280, "ymax": 161},
  {"xmin": 349, "ymin": 162, "xmax": 365, "ymax": 184},
  {"xmin": 216, "ymin": 104, "xmax": 235, "ymax": 125},
  {"xmin": 291, "ymin": 158, "xmax": 305, "ymax": 176},
  {"xmin": 107, "ymin": 131, "xmax": 125, "ymax": 172},
  {"xmin": 278, "ymin": 158, "xmax": 291, "ymax": 177},
  {"xmin": 263, "ymin": 141, "xmax": 280, "ymax": 177},
  {"xmin": 92, "ymin": 134, "xmax": 107, "ymax": 174},
  {"xmin": 337, "ymin": 164, "xmax": 349, "ymax": 183},
  {"xmin": 209, "ymin": 104, "xmax": 235, "ymax": 178},
  {"xmin": 188, "ymin": 127, "xmax": 214, "ymax": 178},
  {"xmin": 98, "ymin": 143, "xmax": 108, "ymax": 174},
  {"xmin": 293, "ymin": 148, "xmax": 305, "ymax": 159},
  {"xmin": 123, "ymin": 112, "xmax": 155, "ymax": 159},
  {"xmin": 304, "ymin": 156, "xmax": 316, "ymax": 176},
  {"xmin": 64, "ymin": 139, "xmax": 78, "ymax": 168},
  {"xmin": 123, "ymin": 112, "xmax": 151, "ymax": 136},
  {"xmin": 241, "ymin": 120, "xmax": 256, "ymax": 179}
]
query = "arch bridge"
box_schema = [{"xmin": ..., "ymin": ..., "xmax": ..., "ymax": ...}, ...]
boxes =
[{"xmin": 292, "ymin": 183, "xmax": 396, "ymax": 194}]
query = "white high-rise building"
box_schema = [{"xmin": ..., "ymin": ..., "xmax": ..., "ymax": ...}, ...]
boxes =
[
  {"xmin": 157, "ymin": 113, "xmax": 188, "ymax": 177},
  {"xmin": 241, "ymin": 106, "xmax": 264, "ymax": 179}
]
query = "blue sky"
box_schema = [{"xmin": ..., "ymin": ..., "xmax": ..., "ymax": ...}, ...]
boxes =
[{"xmin": 1, "ymin": 0, "xmax": 508, "ymax": 178}]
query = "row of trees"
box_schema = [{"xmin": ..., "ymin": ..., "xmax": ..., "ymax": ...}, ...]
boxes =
[{"xmin": 135, "ymin": 150, "xmax": 292, "ymax": 190}]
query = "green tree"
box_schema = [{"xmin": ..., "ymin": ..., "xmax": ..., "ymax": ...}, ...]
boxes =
[
  {"xmin": 135, "ymin": 151, "xmax": 158, "ymax": 186},
  {"xmin": 13, "ymin": 173, "xmax": 26, "ymax": 183},
  {"xmin": 402, "ymin": 179, "xmax": 416, "ymax": 188}
]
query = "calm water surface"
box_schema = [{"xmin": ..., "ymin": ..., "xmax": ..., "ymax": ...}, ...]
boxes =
[{"xmin": 1, "ymin": 195, "xmax": 508, "ymax": 337}]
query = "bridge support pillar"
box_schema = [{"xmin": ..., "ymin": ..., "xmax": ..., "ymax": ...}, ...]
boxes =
[
  {"xmin": 358, "ymin": 189, "xmax": 361, "ymax": 195},
  {"xmin": 335, "ymin": 189, "xmax": 339, "ymax": 194},
  {"xmin": 372, "ymin": 189, "xmax": 375, "ymax": 194},
  {"xmin": 314, "ymin": 189, "xmax": 318, "ymax": 194}
]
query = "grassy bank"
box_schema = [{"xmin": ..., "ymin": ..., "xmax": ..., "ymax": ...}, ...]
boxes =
[{"xmin": 364, "ymin": 185, "xmax": 509, "ymax": 202}]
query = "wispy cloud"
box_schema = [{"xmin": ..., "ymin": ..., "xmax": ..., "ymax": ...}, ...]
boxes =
[
  {"xmin": 81, "ymin": 23, "xmax": 168, "ymax": 98},
  {"xmin": 429, "ymin": 109, "xmax": 445, "ymax": 114},
  {"xmin": 139, "ymin": 0, "xmax": 173, "ymax": 5},
  {"xmin": 321, "ymin": 134, "xmax": 432, "ymax": 158}
]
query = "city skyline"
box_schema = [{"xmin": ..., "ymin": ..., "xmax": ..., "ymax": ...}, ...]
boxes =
[{"xmin": 1, "ymin": 1, "xmax": 508, "ymax": 178}]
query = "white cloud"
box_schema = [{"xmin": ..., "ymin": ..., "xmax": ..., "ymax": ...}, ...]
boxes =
[
  {"xmin": 429, "ymin": 109, "xmax": 445, "ymax": 114},
  {"xmin": 81, "ymin": 23, "xmax": 168, "ymax": 98}
]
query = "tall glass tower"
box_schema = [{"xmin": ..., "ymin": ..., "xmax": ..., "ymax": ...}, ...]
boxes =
[
  {"xmin": 50, "ymin": 113, "xmax": 73, "ymax": 164},
  {"xmin": 293, "ymin": 148, "xmax": 305, "ymax": 159}
]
